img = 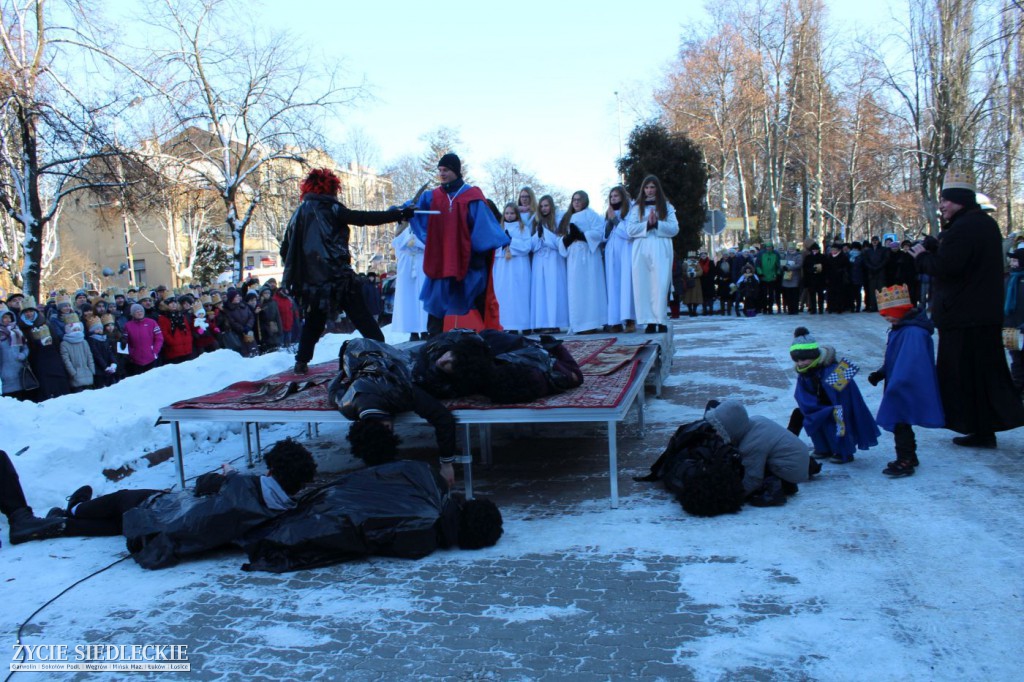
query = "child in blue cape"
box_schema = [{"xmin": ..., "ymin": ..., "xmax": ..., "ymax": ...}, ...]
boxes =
[
  {"xmin": 791, "ymin": 326, "xmax": 879, "ymax": 463},
  {"xmin": 866, "ymin": 285, "xmax": 945, "ymax": 477}
]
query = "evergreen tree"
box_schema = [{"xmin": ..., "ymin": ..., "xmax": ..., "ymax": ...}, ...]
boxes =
[
  {"xmin": 192, "ymin": 226, "xmax": 235, "ymax": 285},
  {"xmin": 617, "ymin": 122, "xmax": 708, "ymax": 256}
]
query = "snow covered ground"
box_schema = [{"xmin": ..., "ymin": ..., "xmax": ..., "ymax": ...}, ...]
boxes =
[{"xmin": 2, "ymin": 314, "xmax": 1023, "ymax": 680}]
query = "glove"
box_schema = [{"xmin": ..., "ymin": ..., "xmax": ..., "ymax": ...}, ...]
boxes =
[
  {"xmin": 868, "ymin": 370, "xmax": 884, "ymax": 386},
  {"xmin": 400, "ymin": 206, "xmax": 415, "ymax": 221},
  {"xmin": 106, "ymin": 363, "xmax": 117, "ymax": 374}
]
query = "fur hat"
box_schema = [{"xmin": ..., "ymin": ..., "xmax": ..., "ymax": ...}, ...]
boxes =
[{"xmin": 790, "ymin": 327, "xmax": 820, "ymax": 362}]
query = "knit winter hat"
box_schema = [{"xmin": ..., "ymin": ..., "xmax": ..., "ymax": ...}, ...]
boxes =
[
  {"xmin": 130, "ymin": 303, "xmax": 144, "ymax": 316},
  {"xmin": 437, "ymin": 153, "xmax": 462, "ymax": 176},
  {"xmin": 790, "ymin": 327, "xmax": 820, "ymax": 362}
]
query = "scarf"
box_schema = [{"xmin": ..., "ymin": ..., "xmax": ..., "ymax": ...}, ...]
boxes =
[
  {"xmin": 1005, "ymin": 271, "xmax": 1024, "ymax": 316},
  {"xmin": 90, "ymin": 332, "xmax": 107, "ymax": 343},
  {"xmin": 440, "ymin": 177, "xmax": 465, "ymax": 194},
  {"xmin": 63, "ymin": 328, "xmax": 85, "ymax": 343}
]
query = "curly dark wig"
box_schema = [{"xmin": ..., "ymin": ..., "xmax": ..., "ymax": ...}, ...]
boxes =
[
  {"xmin": 300, "ymin": 168, "xmax": 341, "ymax": 199},
  {"xmin": 676, "ymin": 454, "xmax": 746, "ymax": 517},
  {"xmin": 264, "ymin": 438, "xmax": 317, "ymax": 495},
  {"xmin": 347, "ymin": 419, "xmax": 401, "ymax": 466},
  {"xmin": 456, "ymin": 497, "xmax": 503, "ymax": 549}
]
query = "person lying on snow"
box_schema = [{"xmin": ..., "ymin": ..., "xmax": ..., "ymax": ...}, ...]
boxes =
[
  {"xmin": 240, "ymin": 459, "xmax": 503, "ymax": 573},
  {"xmin": 411, "ymin": 329, "xmax": 584, "ymax": 403},
  {"xmin": 45, "ymin": 439, "xmax": 317, "ymax": 569},
  {"xmin": 327, "ymin": 337, "xmax": 458, "ymax": 486}
]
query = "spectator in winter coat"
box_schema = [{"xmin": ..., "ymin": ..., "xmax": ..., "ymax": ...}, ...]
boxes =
[
  {"xmin": 269, "ymin": 281, "xmax": 296, "ymax": 345},
  {"xmin": 1005, "ymin": 248, "xmax": 1024, "ymax": 396},
  {"xmin": 47, "ymin": 295, "xmax": 73, "ymax": 344},
  {"xmin": 85, "ymin": 318, "xmax": 118, "ymax": 388},
  {"xmin": 825, "ymin": 243, "xmax": 850, "ymax": 314},
  {"xmin": 222, "ymin": 289, "xmax": 258, "ymax": 357},
  {"xmin": 861, "ymin": 236, "xmax": 889, "ymax": 312},
  {"xmin": 18, "ymin": 297, "xmax": 70, "ymax": 401},
  {"xmin": 59, "ymin": 318, "xmax": 95, "ymax": 391},
  {"xmin": 755, "ymin": 242, "xmax": 781, "ymax": 314},
  {"xmin": 801, "ymin": 243, "xmax": 827, "ymax": 315},
  {"xmin": 0, "ymin": 309, "xmax": 31, "ymax": 400},
  {"xmin": 124, "ymin": 303, "xmax": 163, "ymax": 375},
  {"xmin": 257, "ymin": 287, "xmax": 283, "ymax": 352},
  {"xmin": 191, "ymin": 301, "xmax": 221, "ymax": 354},
  {"xmin": 779, "ymin": 242, "xmax": 803, "ymax": 315},
  {"xmin": 156, "ymin": 297, "xmax": 194, "ymax": 364}
]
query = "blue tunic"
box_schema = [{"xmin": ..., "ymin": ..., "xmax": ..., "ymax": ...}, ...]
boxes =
[
  {"xmin": 876, "ymin": 310, "xmax": 945, "ymax": 431},
  {"xmin": 795, "ymin": 353, "xmax": 880, "ymax": 457},
  {"xmin": 408, "ymin": 186, "xmax": 508, "ymax": 319}
]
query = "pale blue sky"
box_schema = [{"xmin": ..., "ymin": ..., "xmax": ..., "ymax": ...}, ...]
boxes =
[{"xmin": 106, "ymin": 0, "xmax": 891, "ymax": 204}]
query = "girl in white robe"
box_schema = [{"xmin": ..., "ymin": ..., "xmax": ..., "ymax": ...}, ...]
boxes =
[
  {"xmin": 558, "ymin": 190, "xmax": 607, "ymax": 334},
  {"xmin": 517, "ymin": 186, "xmax": 538, "ymax": 232},
  {"xmin": 603, "ymin": 185, "xmax": 635, "ymax": 330},
  {"xmin": 390, "ymin": 225, "xmax": 429, "ymax": 339},
  {"xmin": 530, "ymin": 194, "xmax": 569, "ymax": 332},
  {"xmin": 492, "ymin": 203, "xmax": 533, "ymax": 332},
  {"xmin": 627, "ymin": 175, "xmax": 679, "ymax": 332}
]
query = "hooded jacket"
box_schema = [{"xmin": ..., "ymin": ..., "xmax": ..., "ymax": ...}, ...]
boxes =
[
  {"xmin": 704, "ymin": 401, "xmax": 810, "ymax": 494},
  {"xmin": 124, "ymin": 316, "xmax": 163, "ymax": 367}
]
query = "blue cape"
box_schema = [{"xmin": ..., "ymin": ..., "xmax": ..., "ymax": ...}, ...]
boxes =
[
  {"xmin": 876, "ymin": 312, "xmax": 945, "ymax": 431},
  {"xmin": 795, "ymin": 357, "xmax": 880, "ymax": 457}
]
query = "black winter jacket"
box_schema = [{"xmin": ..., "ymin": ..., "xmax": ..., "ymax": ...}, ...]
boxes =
[
  {"xmin": 915, "ymin": 206, "xmax": 1005, "ymax": 328},
  {"xmin": 280, "ymin": 194, "xmax": 404, "ymax": 313}
]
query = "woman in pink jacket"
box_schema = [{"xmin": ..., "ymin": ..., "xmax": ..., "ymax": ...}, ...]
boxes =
[{"xmin": 124, "ymin": 304, "xmax": 163, "ymax": 376}]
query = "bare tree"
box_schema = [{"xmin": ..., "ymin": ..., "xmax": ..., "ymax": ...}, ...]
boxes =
[
  {"xmin": 0, "ymin": 0, "xmax": 130, "ymax": 298},
  {"xmin": 122, "ymin": 0, "xmax": 365, "ymax": 280}
]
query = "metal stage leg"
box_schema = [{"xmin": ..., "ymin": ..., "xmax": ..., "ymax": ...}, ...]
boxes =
[
  {"xmin": 254, "ymin": 423, "xmax": 262, "ymax": 464},
  {"xmin": 172, "ymin": 421, "xmax": 186, "ymax": 489},
  {"xmin": 460, "ymin": 424, "xmax": 474, "ymax": 500},
  {"xmin": 608, "ymin": 420, "xmax": 619, "ymax": 508},
  {"xmin": 244, "ymin": 423, "xmax": 254, "ymax": 468}
]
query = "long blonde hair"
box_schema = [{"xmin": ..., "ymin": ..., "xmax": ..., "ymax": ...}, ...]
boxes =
[{"xmin": 518, "ymin": 186, "xmax": 538, "ymax": 218}]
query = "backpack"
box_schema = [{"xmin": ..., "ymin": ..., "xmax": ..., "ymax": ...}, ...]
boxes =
[{"xmin": 635, "ymin": 419, "xmax": 746, "ymax": 517}]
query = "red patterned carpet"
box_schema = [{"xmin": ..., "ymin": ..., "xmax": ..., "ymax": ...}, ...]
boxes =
[{"xmin": 168, "ymin": 338, "xmax": 648, "ymax": 413}]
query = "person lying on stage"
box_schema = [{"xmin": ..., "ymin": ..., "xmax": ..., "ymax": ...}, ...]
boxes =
[
  {"xmin": 412, "ymin": 329, "xmax": 584, "ymax": 403},
  {"xmin": 240, "ymin": 459, "xmax": 504, "ymax": 573},
  {"xmin": 47, "ymin": 439, "xmax": 317, "ymax": 570},
  {"xmin": 327, "ymin": 338, "xmax": 458, "ymax": 485}
]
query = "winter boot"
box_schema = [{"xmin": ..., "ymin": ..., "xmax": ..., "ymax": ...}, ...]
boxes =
[
  {"xmin": 66, "ymin": 485, "xmax": 93, "ymax": 515},
  {"xmin": 8, "ymin": 508, "xmax": 65, "ymax": 545},
  {"xmin": 294, "ymin": 361, "xmax": 308, "ymax": 375},
  {"xmin": 882, "ymin": 459, "xmax": 916, "ymax": 477}
]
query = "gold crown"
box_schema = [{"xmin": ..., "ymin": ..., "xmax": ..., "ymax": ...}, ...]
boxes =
[
  {"xmin": 876, "ymin": 284, "xmax": 911, "ymax": 310},
  {"xmin": 943, "ymin": 167, "xmax": 976, "ymax": 192}
]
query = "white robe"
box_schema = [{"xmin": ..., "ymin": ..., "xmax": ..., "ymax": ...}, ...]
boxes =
[
  {"xmin": 604, "ymin": 211, "xmax": 635, "ymax": 325},
  {"xmin": 530, "ymin": 222, "xmax": 569, "ymax": 330},
  {"xmin": 390, "ymin": 226, "xmax": 428, "ymax": 334},
  {"xmin": 558, "ymin": 206, "xmax": 607, "ymax": 333},
  {"xmin": 627, "ymin": 202, "xmax": 679, "ymax": 325},
  {"xmin": 492, "ymin": 220, "xmax": 532, "ymax": 331}
]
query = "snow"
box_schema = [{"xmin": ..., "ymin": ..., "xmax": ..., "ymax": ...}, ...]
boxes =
[{"xmin": 2, "ymin": 314, "xmax": 1023, "ymax": 679}]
